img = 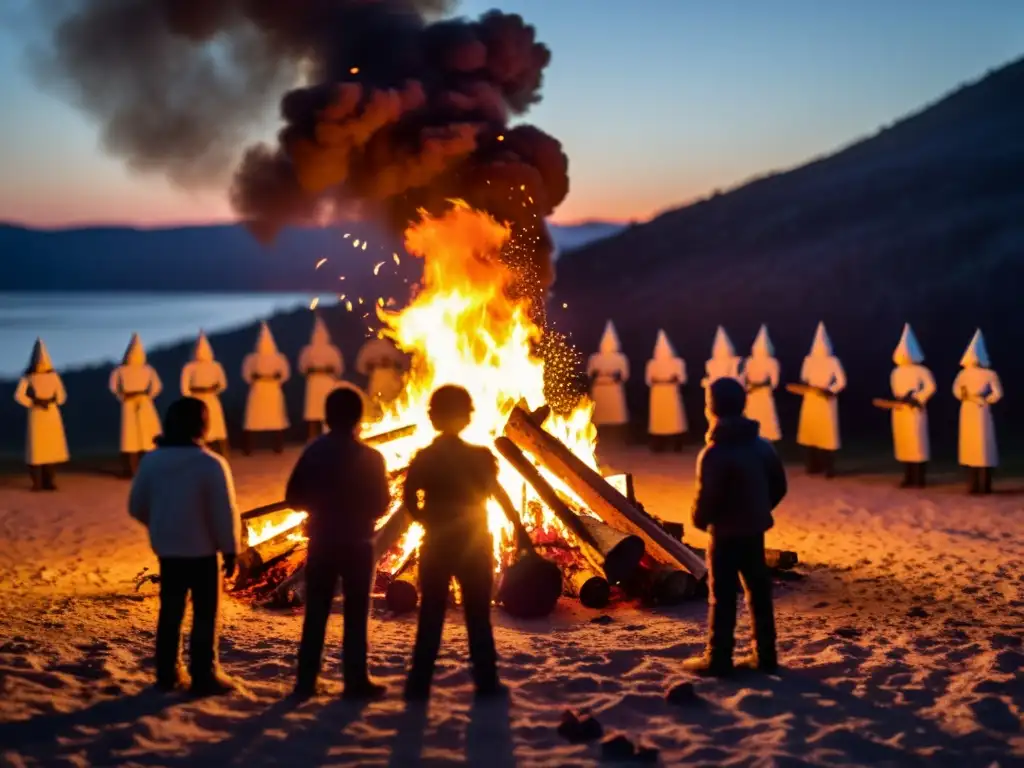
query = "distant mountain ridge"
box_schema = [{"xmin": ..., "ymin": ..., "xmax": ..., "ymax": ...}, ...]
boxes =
[
  {"xmin": 552, "ymin": 56, "xmax": 1024, "ymax": 448},
  {"xmin": 0, "ymin": 220, "xmax": 625, "ymax": 292}
]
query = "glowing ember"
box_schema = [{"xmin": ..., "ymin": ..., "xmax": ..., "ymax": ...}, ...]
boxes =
[{"xmin": 362, "ymin": 201, "xmax": 597, "ymax": 569}]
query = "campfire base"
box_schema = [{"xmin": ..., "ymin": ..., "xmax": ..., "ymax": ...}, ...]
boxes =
[{"xmin": 497, "ymin": 551, "xmax": 563, "ymax": 619}]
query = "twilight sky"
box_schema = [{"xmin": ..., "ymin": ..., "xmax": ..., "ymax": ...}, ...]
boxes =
[{"xmin": 0, "ymin": 0, "xmax": 1021, "ymax": 228}]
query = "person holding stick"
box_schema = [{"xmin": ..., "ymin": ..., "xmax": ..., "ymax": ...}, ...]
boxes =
[{"xmin": 402, "ymin": 385, "xmax": 531, "ymax": 702}]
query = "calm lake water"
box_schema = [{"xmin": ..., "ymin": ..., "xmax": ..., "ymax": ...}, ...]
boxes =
[{"xmin": 0, "ymin": 292, "xmax": 337, "ymax": 379}]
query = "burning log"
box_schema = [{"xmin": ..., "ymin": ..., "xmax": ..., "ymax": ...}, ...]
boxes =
[
  {"xmin": 236, "ymin": 525, "xmax": 305, "ymax": 585},
  {"xmin": 566, "ymin": 563, "xmax": 611, "ymax": 609},
  {"xmin": 241, "ymin": 500, "xmax": 292, "ymax": 523},
  {"xmin": 497, "ymin": 550, "xmax": 564, "ymax": 619},
  {"xmin": 623, "ymin": 558, "xmax": 701, "ymax": 606},
  {"xmin": 373, "ymin": 505, "xmax": 414, "ymax": 562},
  {"xmin": 766, "ymin": 549, "xmax": 799, "ymax": 570},
  {"xmin": 363, "ymin": 424, "xmax": 417, "ymax": 445},
  {"xmin": 494, "ymin": 436, "xmax": 644, "ymax": 584},
  {"xmin": 504, "ymin": 406, "xmax": 708, "ymax": 579},
  {"xmin": 385, "ymin": 559, "xmax": 419, "ymax": 614}
]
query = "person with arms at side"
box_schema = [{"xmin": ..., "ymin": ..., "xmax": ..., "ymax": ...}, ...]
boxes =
[
  {"xmin": 286, "ymin": 386, "xmax": 392, "ymax": 700},
  {"xmin": 683, "ymin": 378, "xmax": 787, "ymax": 678},
  {"xmin": 13, "ymin": 338, "xmax": 69, "ymax": 491},
  {"xmin": 111, "ymin": 332, "xmax": 163, "ymax": 478},
  {"xmin": 402, "ymin": 385, "xmax": 530, "ymax": 702},
  {"xmin": 128, "ymin": 397, "xmax": 242, "ymax": 695},
  {"xmin": 298, "ymin": 314, "xmax": 345, "ymax": 441},
  {"xmin": 180, "ymin": 331, "xmax": 229, "ymax": 457}
]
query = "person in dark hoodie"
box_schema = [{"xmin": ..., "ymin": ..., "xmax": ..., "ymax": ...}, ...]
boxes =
[
  {"xmin": 285, "ymin": 385, "xmax": 391, "ymax": 700},
  {"xmin": 128, "ymin": 397, "xmax": 241, "ymax": 695},
  {"xmin": 402, "ymin": 385, "xmax": 531, "ymax": 702},
  {"xmin": 683, "ymin": 377, "xmax": 787, "ymax": 677}
]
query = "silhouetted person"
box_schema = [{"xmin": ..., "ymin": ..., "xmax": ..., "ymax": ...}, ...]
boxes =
[
  {"xmin": 683, "ymin": 378, "xmax": 786, "ymax": 678},
  {"xmin": 128, "ymin": 397, "xmax": 241, "ymax": 695},
  {"xmin": 402, "ymin": 385, "xmax": 529, "ymax": 702},
  {"xmin": 285, "ymin": 387, "xmax": 391, "ymax": 700}
]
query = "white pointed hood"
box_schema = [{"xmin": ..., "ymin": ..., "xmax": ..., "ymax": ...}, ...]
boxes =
[
  {"xmin": 892, "ymin": 323, "xmax": 924, "ymax": 365},
  {"xmin": 960, "ymin": 329, "xmax": 990, "ymax": 368},
  {"xmin": 255, "ymin": 322, "xmax": 279, "ymax": 356},
  {"xmin": 808, "ymin": 322, "xmax": 833, "ymax": 358},
  {"xmin": 309, "ymin": 315, "xmax": 332, "ymax": 347},
  {"xmin": 711, "ymin": 326, "xmax": 736, "ymax": 359},
  {"xmin": 193, "ymin": 330, "xmax": 215, "ymax": 362},
  {"xmin": 751, "ymin": 324, "xmax": 774, "ymax": 358},
  {"xmin": 599, "ymin": 321, "xmax": 621, "ymax": 354},
  {"xmin": 122, "ymin": 333, "xmax": 146, "ymax": 365},
  {"xmin": 652, "ymin": 329, "xmax": 676, "ymax": 360},
  {"xmin": 26, "ymin": 337, "xmax": 54, "ymax": 374}
]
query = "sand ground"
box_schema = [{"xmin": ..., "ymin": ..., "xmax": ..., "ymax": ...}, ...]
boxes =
[{"xmin": 0, "ymin": 446, "xmax": 1021, "ymax": 767}]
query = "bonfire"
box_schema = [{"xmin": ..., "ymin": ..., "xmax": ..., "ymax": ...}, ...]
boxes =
[{"xmin": 236, "ymin": 202, "xmax": 770, "ymax": 617}]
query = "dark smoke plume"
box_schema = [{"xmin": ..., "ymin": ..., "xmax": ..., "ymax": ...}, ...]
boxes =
[{"xmin": 32, "ymin": 0, "xmax": 569, "ymax": 288}]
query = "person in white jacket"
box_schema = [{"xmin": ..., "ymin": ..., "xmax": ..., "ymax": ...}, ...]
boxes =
[
  {"xmin": 888, "ymin": 324, "xmax": 936, "ymax": 488},
  {"xmin": 13, "ymin": 338, "xmax": 69, "ymax": 491},
  {"xmin": 744, "ymin": 325, "xmax": 781, "ymax": 442},
  {"xmin": 953, "ymin": 329, "xmax": 1002, "ymax": 494},
  {"xmin": 110, "ymin": 333, "xmax": 163, "ymax": 478},
  {"xmin": 355, "ymin": 335, "xmax": 406, "ymax": 410},
  {"xmin": 795, "ymin": 322, "xmax": 846, "ymax": 478},
  {"xmin": 180, "ymin": 331, "xmax": 229, "ymax": 456},
  {"xmin": 242, "ymin": 322, "xmax": 291, "ymax": 455},
  {"xmin": 702, "ymin": 327, "xmax": 745, "ymax": 388},
  {"xmin": 129, "ymin": 397, "xmax": 241, "ymax": 695},
  {"xmin": 298, "ymin": 315, "xmax": 344, "ymax": 440},
  {"xmin": 587, "ymin": 320, "xmax": 630, "ymax": 441},
  {"xmin": 645, "ymin": 329, "xmax": 686, "ymax": 452}
]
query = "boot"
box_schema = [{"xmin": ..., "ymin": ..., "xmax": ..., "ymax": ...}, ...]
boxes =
[
  {"xmin": 805, "ymin": 449, "xmax": 820, "ymax": 475},
  {"xmin": 42, "ymin": 465, "xmax": 57, "ymax": 491},
  {"xmin": 682, "ymin": 652, "xmax": 733, "ymax": 678},
  {"xmin": 156, "ymin": 665, "xmax": 192, "ymax": 692},
  {"xmin": 916, "ymin": 462, "xmax": 927, "ymax": 489},
  {"xmin": 28, "ymin": 465, "xmax": 43, "ymax": 492},
  {"xmin": 191, "ymin": 670, "xmax": 241, "ymax": 697},
  {"xmin": 981, "ymin": 468, "xmax": 993, "ymax": 495},
  {"xmin": 899, "ymin": 463, "xmax": 914, "ymax": 489},
  {"xmin": 736, "ymin": 653, "xmax": 779, "ymax": 674},
  {"xmin": 242, "ymin": 431, "xmax": 253, "ymax": 457},
  {"xmin": 342, "ymin": 678, "xmax": 387, "ymax": 701},
  {"xmin": 821, "ymin": 450, "xmax": 836, "ymax": 479},
  {"xmin": 968, "ymin": 468, "xmax": 981, "ymax": 495}
]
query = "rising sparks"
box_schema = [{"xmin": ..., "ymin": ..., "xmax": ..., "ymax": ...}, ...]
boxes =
[{"xmin": 315, "ymin": 258, "xmax": 328, "ymax": 269}]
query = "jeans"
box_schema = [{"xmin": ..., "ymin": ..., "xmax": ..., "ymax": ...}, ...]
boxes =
[
  {"xmin": 707, "ymin": 534, "xmax": 777, "ymax": 664},
  {"xmin": 156, "ymin": 556, "xmax": 221, "ymax": 684}
]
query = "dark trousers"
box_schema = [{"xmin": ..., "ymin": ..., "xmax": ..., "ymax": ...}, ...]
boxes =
[
  {"xmin": 296, "ymin": 544, "xmax": 374, "ymax": 689},
  {"xmin": 901, "ymin": 462, "xmax": 927, "ymax": 488},
  {"xmin": 407, "ymin": 540, "xmax": 499, "ymax": 694},
  {"xmin": 28, "ymin": 464, "xmax": 57, "ymax": 491},
  {"xmin": 707, "ymin": 534, "xmax": 776, "ymax": 665},
  {"xmin": 122, "ymin": 452, "xmax": 141, "ymax": 479},
  {"xmin": 649, "ymin": 434, "xmax": 684, "ymax": 453},
  {"xmin": 968, "ymin": 467, "xmax": 993, "ymax": 495},
  {"xmin": 805, "ymin": 448, "xmax": 835, "ymax": 478},
  {"xmin": 156, "ymin": 556, "xmax": 220, "ymax": 685},
  {"xmin": 242, "ymin": 430, "xmax": 285, "ymax": 455}
]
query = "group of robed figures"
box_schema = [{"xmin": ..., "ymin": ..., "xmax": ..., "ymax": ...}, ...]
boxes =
[
  {"xmin": 13, "ymin": 316, "xmax": 409, "ymax": 490},
  {"xmin": 586, "ymin": 320, "xmax": 1003, "ymax": 494}
]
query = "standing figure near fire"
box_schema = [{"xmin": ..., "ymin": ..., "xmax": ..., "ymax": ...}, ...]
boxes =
[
  {"xmin": 795, "ymin": 322, "xmax": 846, "ymax": 478},
  {"xmin": 744, "ymin": 325, "xmax": 781, "ymax": 442},
  {"xmin": 180, "ymin": 331, "xmax": 228, "ymax": 456},
  {"xmin": 953, "ymin": 329, "xmax": 1002, "ymax": 495},
  {"xmin": 888, "ymin": 324, "xmax": 936, "ymax": 488},
  {"xmin": 285, "ymin": 387, "xmax": 391, "ymax": 700},
  {"xmin": 684, "ymin": 377, "xmax": 786, "ymax": 677},
  {"xmin": 702, "ymin": 327, "xmax": 745, "ymax": 388},
  {"xmin": 128, "ymin": 397, "xmax": 241, "ymax": 695},
  {"xmin": 587, "ymin": 320, "xmax": 630, "ymax": 441},
  {"xmin": 402, "ymin": 385, "xmax": 529, "ymax": 701},
  {"xmin": 645, "ymin": 329, "xmax": 687, "ymax": 452},
  {"xmin": 110, "ymin": 333, "xmax": 163, "ymax": 478},
  {"xmin": 14, "ymin": 338, "xmax": 69, "ymax": 491},
  {"xmin": 356, "ymin": 335, "xmax": 406, "ymax": 410},
  {"xmin": 298, "ymin": 315, "xmax": 344, "ymax": 440},
  {"xmin": 241, "ymin": 322, "xmax": 290, "ymax": 455}
]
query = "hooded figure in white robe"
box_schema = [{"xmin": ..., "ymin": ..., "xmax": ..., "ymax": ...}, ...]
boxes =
[
  {"xmin": 13, "ymin": 339, "xmax": 69, "ymax": 491},
  {"xmin": 298, "ymin": 315, "xmax": 344, "ymax": 438},
  {"xmin": 645, "ymin": 329, "xmax": 686, "ymax": 451},
  {"xmin": 356, "ymin": 336, "xmax": 406, "ymax": 408},
  {"xmin": 795, "ymin": 322, "xmax": 846, "ymax": 477},
  {"xmin": 953, "ymin": 329, "xmax": 1002, "ymax": 494},
  {"xmin": 180, "ymin": 331, "xmax": 229, "ymax": 453},
  {"xmin": 744, "ymin": 325, "xmax": 781, "ymax": 442},
  {"xmin": 888, "ymin": 324, "xmax": 935, "ymax": 488},
  {"xmin": 702, "ymin": 327, "xmax": 745, "ymax": 388},
  {"xmin": 587, "ymin": 321, "xmax": 630, "ymax": 437},
  {"xmin": 110, "ymin": 333, "xmax": 163, "ymax": 477},
  {"xmin": 242, "ymin": 322, "xmax": 290, "ymax": 454}
]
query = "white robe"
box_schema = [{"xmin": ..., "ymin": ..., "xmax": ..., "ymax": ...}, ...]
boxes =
[
  {"xmin": 14, "ymin": 372, "xmax": 70, "ymax": 466},
  {"xmin": 242, "ymin": 352, "xmax": 290, "ymax": 432},
  {"xmin": 110, "ymin": 365, "xmax": 163, "ymax": 453},
  {"xmin": 298, "ymin": 344, "xmax": 344, "ymax": 422},
  {"xmin": 180, "ymin": 360, "xmax": 229, "ymax": 442},
  {"xmin": 744, "ymin": 357, "xmax": 781, "ymax": 442},
  {"xmin": 953, "ymin": 367, "xmax": 1002, "ymax": 468},
  {"xmin": 796, "ymin": 356, "xmax": 846, "ymax": 451},
  {"xmin": 890, "ymin": 364, "xmax": 936, "ymax": 463},
  {"xmin": 645, "ymin": 357, "xmax": 686, "ymax": 435},
  {"xmin": 704, "ymin": 357, "xmax": 745, "ymax": 387},
  {"xmin": 588, "ymin": 352, "xmax": 629, "ymax": 426},
  {"xmin": 356, "ymin": 341, "xmax": 406, "ymax": 404}
]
